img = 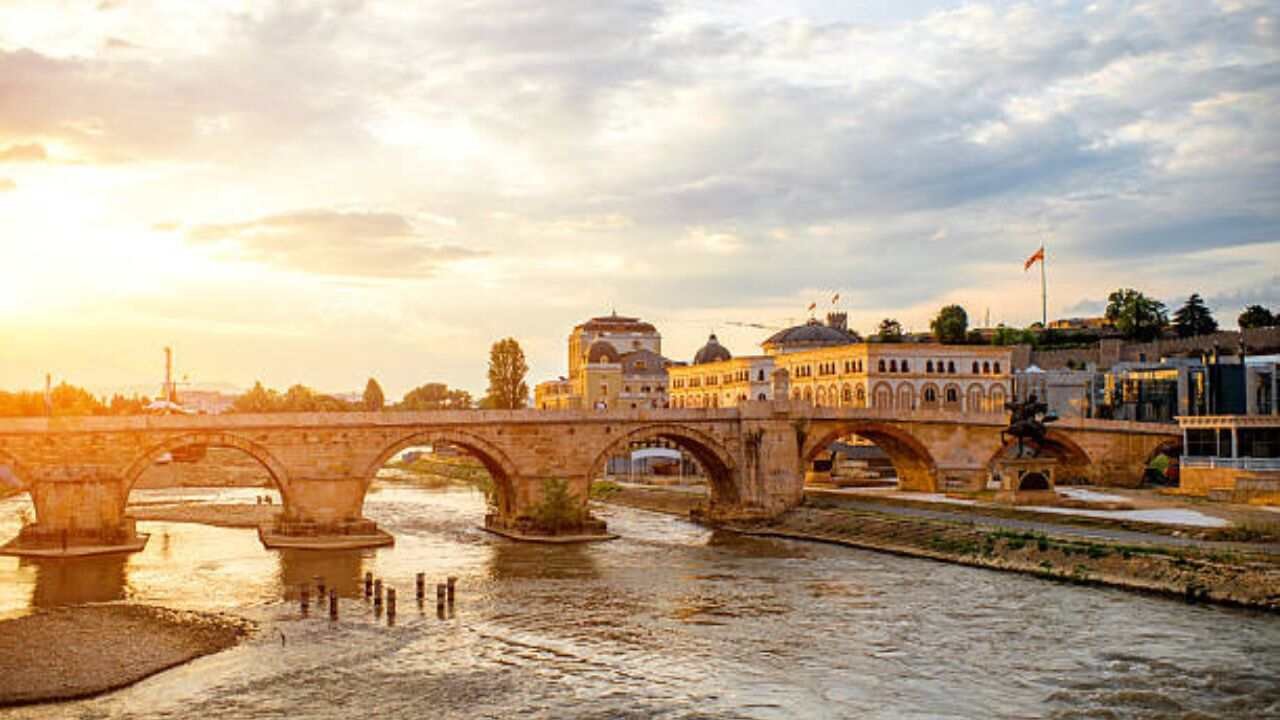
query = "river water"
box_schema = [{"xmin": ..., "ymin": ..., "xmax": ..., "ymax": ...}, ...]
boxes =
[{"xmin": 0, "ymin": 482, "xmax": 1277, "ymax": 719}]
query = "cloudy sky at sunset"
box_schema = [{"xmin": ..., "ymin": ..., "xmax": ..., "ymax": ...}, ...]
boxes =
[{"xmin": 1, "ymin": 0, "xmax": 1276, "ymax": 399}]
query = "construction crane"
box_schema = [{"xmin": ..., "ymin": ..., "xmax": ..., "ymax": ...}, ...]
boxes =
[{"xmin": 726, "ymin": 321, "xmax": 786, "ymax": 331}]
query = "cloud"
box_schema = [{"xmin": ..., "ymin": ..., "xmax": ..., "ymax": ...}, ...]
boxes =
[
  {"xmin": 0, "ymin": 143, "xmax": 47, "ymax": 162},
  {"xmin": 186, "ymin": 209, "xmax": 486, "ymax": 278},
  {"xmin": 0, "ymin": 178, "xmax": 14, "ymax": 192},
  {"xmin": 103, "ymin": 37, "xmax": 138, "ymax": 50}
]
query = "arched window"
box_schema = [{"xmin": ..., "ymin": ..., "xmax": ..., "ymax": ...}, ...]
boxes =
[
  {"xmin": 947, "ymin": 361, "xmax": 956, "ymax": 374},
  {"xmin": 966, "ymin": 385, "xmax": 984, "ymax": 413},
  {"xmin": 972, "ymin": 361, "xmax": 980, "ymax": 374},
  {"xmin": 803, "ymin": 387, "xmax": 814, "ymax": 402},
  {"xmin": 878, "ymin": 360, "xmax": 886, "ymax": 372},
  {"xmin": 757, "ymin": 393, "xmax": 767, "ymax": 401},
  {"xmin": 890, "ymin": 360, "xmax": 898, "ymax": 372},
  {"xmin": 901, "ymin": 360, "xmax": 910, "ymax": 372},
  {"xmin": 926, "ymin": 360, "xmax": 934, "ymax": 373},
  {"xmin": 946, "ymin": 387, "xmax": 958, "ymax": 402},
  {"xmin": 924, "ymin": 387, "xmax": 937, "ymax": 402},
  {"xmin": 983, "ymin": 361, "xmax": 991, "ymax": 374},
  {"xmin": 842, "ymin": 385, "xmax": 853, "ymax": 403},
  {"xmin": 758, "ymin": 370, "xmax": 765, "ymax": 381},
  {"xmin": 993, "ymin": 362, "xmax": 1001, "ymax": 374},
  {"xmin": 856, "ymin": 385, "xmax": 866, "ymax": 407},
  {"xmin": 874, "ymin": 383, "xmax": 893, "ymax": 409}
]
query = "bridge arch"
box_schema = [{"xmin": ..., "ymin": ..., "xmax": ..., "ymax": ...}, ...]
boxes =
[
  {"xmin": 122, "ymin": 432, "xmax": 294, "ymax": 506},
  {"xmin": 589, "ymin": 422, "xmax": 740, "ymax": 507},
  {"xmin": 984, "ymin": 429, "xmax": 1094, "ymax": 485},
  {"xmin": 803, "ymin": 420, "xmax": 939, "ymax": 492},
  {"xmin": 362, "ymin": 429, "xmax": 522, "ymax": 517}
]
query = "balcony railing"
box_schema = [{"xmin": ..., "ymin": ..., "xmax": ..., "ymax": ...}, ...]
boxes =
[{"xmin": 1181, "ymin": 456, "xmax": 1280, "ymax": 471}]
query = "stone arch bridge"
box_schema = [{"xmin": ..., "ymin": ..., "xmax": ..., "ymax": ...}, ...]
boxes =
[{"xmin": 0, "ymin": 402, "xmax": 1177, "ymax": 552}]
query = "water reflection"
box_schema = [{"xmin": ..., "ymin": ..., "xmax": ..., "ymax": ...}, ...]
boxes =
[
  {"xmin": 27, "ymin": 555, "xmax": 128, "ymax": 608},
  {"xmin": 276, "ymin": 548, "xmax": 369, "ymax": 599},
  {"xmin": 483, "ymin": 539, "xmax": 601, "ymax": 582}
]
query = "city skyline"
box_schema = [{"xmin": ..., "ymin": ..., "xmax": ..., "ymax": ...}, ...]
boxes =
[{"xmin": 2, "ymin": 0, "xmax": 1277, "ymax": 398}]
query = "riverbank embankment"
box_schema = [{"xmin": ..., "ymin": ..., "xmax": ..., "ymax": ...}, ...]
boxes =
[
  {"xmin": 595, "ymin": 484, "xmax": 1280, "ymax": 611},
  {"xmin": 0, "ymin": 605, "xmax": 251, "ymax": 707}
]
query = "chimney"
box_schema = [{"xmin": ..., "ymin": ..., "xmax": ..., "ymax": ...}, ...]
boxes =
[{"xmin": 826, "ymin": 312, "xmax": 848, "ymax": 332}]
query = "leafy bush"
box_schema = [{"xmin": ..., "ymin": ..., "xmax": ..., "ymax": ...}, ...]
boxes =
[{"xmin": 533, "ymin": 478, "xmax": 584, "ymax": 533}]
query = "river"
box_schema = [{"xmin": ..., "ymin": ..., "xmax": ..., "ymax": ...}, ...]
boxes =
[{"xmin": 0, "ymin": 482, "xmax": 1277, "ymax": 719}]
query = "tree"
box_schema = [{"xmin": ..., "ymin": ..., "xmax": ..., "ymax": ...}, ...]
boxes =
[
  {"xmin": 1238, "ymin": 304, "xmax": 1276, "ymax": 329},
  {"xmin": 1104, "ymin": 288, "xmax": 1168, "ymax": 341},
  {"xmin": 362, "ymin": 378, "xmax": 385, "ymax": 411},
  {"xmin": 875, "ymin": 318, "xmax": 904, "ymax": 343},
  {"xmin": 484, "ymin": 337, "xmax": 529, "ymax": 409},
  {"xmin": 398, "ymin": 383, "xmax": 473, "ymax": 410},
  {"xmin": 930, "ymin": 305, "xmax": 968, "ymax": 344},
  {"xmin": 1172, "ymin": 294, "xmax": 1218, "ymax": 338}
]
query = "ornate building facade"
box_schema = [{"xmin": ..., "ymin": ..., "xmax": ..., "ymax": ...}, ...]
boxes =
[
  {"xmin": 669, "ymin": 315, "xmax": 1013, "ymax": 413},
  {"xmin": 534, "ymin": 312, "xmax": 672, "ymax": 410}
]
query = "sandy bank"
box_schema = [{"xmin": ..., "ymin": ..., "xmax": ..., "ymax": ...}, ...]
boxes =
[
  {"xmin": 0, "ymin": 605, "xmax": 251, "ymax": 707},
  {"xmin": 128, "ymin": 502, "xmax": 278, "ymax": 529}
]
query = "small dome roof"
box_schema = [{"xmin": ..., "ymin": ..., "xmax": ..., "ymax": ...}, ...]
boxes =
[
  {"xmin": 586, "ymin": 340, "xmax": 621, "ymax": 364},
  {"xmin": 763, "ymin": 319, "xmax": 858, "ymax": 350},
  {"xmin": 586, "ymin": 338, "xmax": 622, "ymax": 361},
  {"xmin": 693, "ymin": 334, "xmax": 732, "ymax": 364}
]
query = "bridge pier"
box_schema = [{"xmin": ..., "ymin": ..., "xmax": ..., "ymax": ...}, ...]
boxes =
[
  {"xmin": 258, "ymin": 477, "xmax": 393, "ymax": 549},
  {"xmin": 1, "ymin": 466, "xmax": 147, "ymax": 557},
  {"xmin": 483, "ymin": 474, "xmax": 614, "ymax": 541}
]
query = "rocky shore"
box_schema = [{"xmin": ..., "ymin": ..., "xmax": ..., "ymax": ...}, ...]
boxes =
[
  {"xmin": 595, "ymin": 485, "xmax": 1280, "ymax": 611},
  {"xmin": 0, "ymin": 605, "xmax": 251, "ymax": 707}
]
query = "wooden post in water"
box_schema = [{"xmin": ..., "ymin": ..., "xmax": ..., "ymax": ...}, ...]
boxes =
[
  {"xmin": 435, "ymin": 583, "xmax": 446, "ymax": 612},
  {"xmin": 446, "ymin": 576, "xmax": 457, "ymax": 605},
  {"xmin": 365, "ymin": 572, "xmax": 373, "ymax": 598},
  {"xmin": 374, "ymin": 579, "xmax": 383, "ymax": 609},
  {"xmin": 328, "ymin": 589, "xmax": 338, "ymax": 620},
  {"xmin": 387, "ymin": 588, "xmax": 396, "ymax": 621},
  {"xmin": 315, "ymin": 576, "xmax": 325, "ymax": 598},
  {"xmin": 300, "ymin": 587, "xmax": 310, "ymax": 614},
  {"xmin": 415, "ymin": 573, "xmax": 425, "ymax": 600}
]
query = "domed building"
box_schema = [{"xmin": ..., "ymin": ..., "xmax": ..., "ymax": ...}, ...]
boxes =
[
  {"xmin": 693, "ymin": 334, "xmax": 732, "ymax": 365},
  {"xmin": 668, "ymin": 311, "xmax": 1013, "ymax": 414},
  {"xmin": 762, "ymin": 313, "xmax": 861, "ymax": 354},
  {"xmin": 534, "ymin": 311, "xmax": 673, "ymax": 410},
  {"xmin": 669, "ymin": 334, "xmax": 775, "ymax": 409}
]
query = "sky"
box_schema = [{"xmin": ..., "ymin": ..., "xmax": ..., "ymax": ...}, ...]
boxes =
[{"xmin": 0, "ymin": 0, "xmax": 1277, "ymax": 399}]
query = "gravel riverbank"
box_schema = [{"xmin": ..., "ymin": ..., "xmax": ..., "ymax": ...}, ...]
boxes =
[{"xmin": 0, "ymin": 605, "xmax": 251, "ymax": 707}]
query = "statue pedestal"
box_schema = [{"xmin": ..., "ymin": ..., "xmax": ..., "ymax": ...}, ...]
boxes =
[{"xmin": 993, "ymin": 458, "xmax": 1059, "ymax": 506}]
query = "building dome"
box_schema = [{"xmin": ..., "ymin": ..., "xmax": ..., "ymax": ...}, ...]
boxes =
[
  {"xmin": 762, "ymin": 318, "xmax": 859, "ymax": 353},
  {"xmin": 693, "ymin": 334, "xmax": 732, "ymax": 364},
  {"xmin": 586, "ymin": 340, "xmax": 621, "ymax": 364}
]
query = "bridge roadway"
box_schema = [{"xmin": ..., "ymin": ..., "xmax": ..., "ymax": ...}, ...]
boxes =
[{"xmin": 0, "ymin": 402, "xmax": 1178, "ymax": 553}]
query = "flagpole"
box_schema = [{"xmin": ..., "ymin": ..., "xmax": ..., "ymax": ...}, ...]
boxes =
[{"xmin": 1040, "ymin": 242, "xmax": 1047, "ymax": 327}]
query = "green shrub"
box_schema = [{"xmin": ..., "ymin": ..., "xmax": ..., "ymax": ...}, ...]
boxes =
[
  {"xmin": 590, "ymin": 480, "xmax": 622, "ymax": 499},
  {"xmin": 533, "ymin": 478, "xmax": 585, "ymax": 533}
]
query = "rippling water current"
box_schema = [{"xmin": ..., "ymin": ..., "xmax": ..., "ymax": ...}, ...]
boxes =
[{"xmin": 0, "ymin": 483, "xmax": 1277, "ymax": 719}]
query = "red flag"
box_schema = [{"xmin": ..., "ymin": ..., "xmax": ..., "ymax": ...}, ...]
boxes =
[
  {"xmin": 807, "ymin": 302, "xmax": 817, "ymax": 312},
  {"xmin": 1024, "ymin": 246, "xmax": 1044, "ymax": 271}
]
